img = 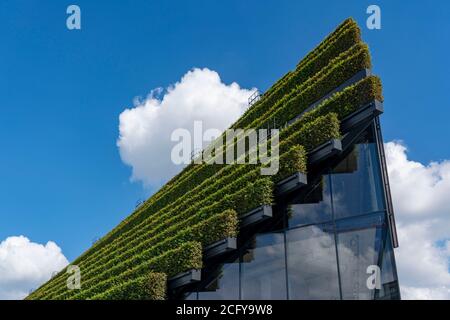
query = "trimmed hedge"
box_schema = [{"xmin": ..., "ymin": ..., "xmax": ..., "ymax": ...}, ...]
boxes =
[
  {"xmin": 285, "ymin": 113, "xmax": 340, "ymax": 152},
  {"xmin": 257, "ymin": 18, "xmax": 356, "ymax": 105},
  {"xmin": 37, "ymin": 140, "xmax": 308, "ymax": 298},
  {"xmin": 296, "ymin": 18, "xmax": 357, "ymax": 69},
  {"xmin": 64, "ymin": 241, "xmax": 202, "ymax": 300},
  {"xmin": 252, "ymin": 43, "xmax": 371, "ymax": 131},
  {"xmin": 37, "ymin": 176, "xmax": 267, "ymax": 299},
  {"xmin": 302, "ymin": 75, "xmax": 382, "ymax": 123},
  {"xmin": 51, "ymin": 210, "xmax": 238, "ymax": 300},
  {"xmin": 31, "ymin": 135, "xmax": 310, "ymax": 299},
  {"xmin": 37, "ymin": 172, "xmax": 274, "ymax": 298},
  {"xmin": 92, "ymin": 273, "xmax": 167, "ymax": 300},
  {"xmin": 233, "ymin": 19, "xmax": 361, "ymax": 130}
]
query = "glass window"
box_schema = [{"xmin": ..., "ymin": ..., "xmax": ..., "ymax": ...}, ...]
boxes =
[
  {"xmin": 286, "ymin": 224, "xmax": 340, "ymax": 299},
  {"xmin": 331, "ymin": 142, "xmax": 385, "ymax": 220},
  {"xmin": 288, "ymin": 175, "xmax": 332, "ymax": 227},
  {"xmin": 241, "ymin": 233, "xmax": 287, "ymax": 300},
  {"xmin": 184, "ymin": 292, "xmax": 198, "ymax": 300},
  {"xmin": 198, "ymin": 260, "xmax": 240, "ymax": 300},
  {"xmin": 376, "ymin": 230, "xmax": 401, "ymax": 300},
  {"xmin": 336, "ymin": 213, "xmax": 384, "ymax": 300}
]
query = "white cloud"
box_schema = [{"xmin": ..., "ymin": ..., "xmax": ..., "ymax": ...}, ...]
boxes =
[
  {"xmin": 0, "ymin": 236, "xmax": 69, "ymax": 300},
  {"xmin": 386, "ymin": 141, "xmax": 450, "ymax": 300},
  {"xmin": 117, "ymin": 68, "xmax": 255, "ymax": 186}
]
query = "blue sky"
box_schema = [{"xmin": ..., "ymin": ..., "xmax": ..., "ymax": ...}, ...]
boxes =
[{"xmin": 0, "ymin": 0, "xmax": 449, "ymax": 271}]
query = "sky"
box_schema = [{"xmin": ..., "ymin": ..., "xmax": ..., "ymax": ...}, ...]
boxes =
[{"xmin": 0, "ymin": 0, "xmax": 450, "ymax": 299}]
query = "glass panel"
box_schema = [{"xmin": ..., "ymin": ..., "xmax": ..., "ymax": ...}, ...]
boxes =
[
  {"xmin": 198, "ymin": 260, "xmax": 239, "ymax": 300},
  {"xmin": 286, "ymin": 224, "xmax": 340, "ymax": 299},
  {"xmin": 336, "ymin": 213, "xmax": 384, "ymax": 300},
  {"xmin": 288, "ymin": 175, "xmax": 332, "ymax": 227},
  {"xmin": 331, "ymin": 142, "xmax": 385, "ymax": 220},
  {"xmin": 241, "ymin": 233, "xmax": 287, "ymax": 300},
  {"xmin": 376, "ymin": 230, "xmax": 401, "ymax": 300},
  {"xmin": 184, "ymin": 292, "xmax": 198, "ymax": 300}
]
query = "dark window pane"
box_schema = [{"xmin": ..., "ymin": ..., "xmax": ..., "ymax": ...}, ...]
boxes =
[
  {"xmin": 241, "ymin": 233, "xmax": 287, "ymax": 300},
  {"xmin": 336, "ymin": 213, "xmax": 385, "ymax": 300},
  {"xmin": 286, "ymin": 224, "xmax": 340, "ymax": 299},
  {"xmin": 288, "ymin": 175, "xmax": 332, "ymax": 227},
  {"xmin": 198, "ymin": 260, "xmax": 239, "ymax": 300},
  {"xmin": 331, "ymin": 143, "xmax": 385, "ymax": 219}
]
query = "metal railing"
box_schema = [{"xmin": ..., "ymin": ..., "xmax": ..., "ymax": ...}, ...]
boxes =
[{"xmin": 248, "ymin": 90, "xmax": 262, "ymax": 107}]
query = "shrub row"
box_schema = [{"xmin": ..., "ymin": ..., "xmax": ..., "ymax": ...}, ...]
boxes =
[
  {"xmin": 296, "ymin": 18, "xmax": 357, "ymax": 69},
  {"xmin": 34, "ymin": 133, "xmax": 311, "ymax": 299},
  {"xmin": 255, "ymin": 18, "xmax": 355, "ymax": 105},
  {"xmin": 302, "ymin": 75, "xmax": 382, "ymax": 124},
  {"xmin": 92, "ymin": 272, "xmax": 167, "ymax": 300},
  {"xmin": 59, "ymin": 241, "xmax": 202, "ymax": 300},
  {"xmin": 233, "ymin": 20, "xmax": 360, "ymax": 130},
  {"xmin": 40, "ymin": 105, "xmax": 341, "ymax": 299},
  {"xmin": 39, "ymin": 175, "xmax": 273, "ymax": 299},
  {"xmin": 36, "ymin": 136, "xmax": 309, "ymax": 298},
  {"xmin": 249, "ymin": 43, "xmax": 370, "ymax": 131},
  {"xmin": 50, "ymin": 210, "xmax": 237, "ymax": 300},
  {"xmin": 200, "ymin": 43, "xmax": 367, "ymax": 169}
]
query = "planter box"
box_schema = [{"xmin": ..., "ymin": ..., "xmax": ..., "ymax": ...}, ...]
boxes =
[
  {"xmin": 276, "ymin": 172, "xmax": 308, "ymax": 196},
  {"xmin": 341, "ymin": 100, "xmax": 383, "ymax": 133},
  {"xmin": 309, "ymin": 138, "xmax": 342, "ymax": 165},
  {"xmin": 168, "ymin": 269, "xmax": 201, "ymax": 290},
  {"xmin": 240, "ymin": 205, "xmax": 273, "ymax": 228},
  {"xmin": 203, "ymin": 237, "xmax": 237, "ymax": 260}
]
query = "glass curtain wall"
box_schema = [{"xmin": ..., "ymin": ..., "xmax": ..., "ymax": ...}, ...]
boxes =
[{"xmin": 185, "ymin": 124, "xmax": 400, "ymax": 300}]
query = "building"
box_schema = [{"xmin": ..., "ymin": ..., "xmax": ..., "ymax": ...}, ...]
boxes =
[{"xmin": 27, "ymin": 18, "xmax": 400, "ymax": 300}]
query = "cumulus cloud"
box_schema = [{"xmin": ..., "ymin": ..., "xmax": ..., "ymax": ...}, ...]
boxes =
[
  {"xmin": 117, "ymin": 68, "xmax": 255, "ymax": 186},
  {"xmin": 0, "ymin": 236, "xmax": 69, "ymax": 300},
  {"xmin": 385, "ymin": 141, "xmax": 450, "ymax": 300}
]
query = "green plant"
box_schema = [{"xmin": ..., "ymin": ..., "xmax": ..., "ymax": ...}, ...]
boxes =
[
  {"xmin": 93, "ymin": 272, "xmax": 167, "ymax": 300},
  {"xmin": 27, "ymin": 18, "xmax": 382, "ymax": 301}
]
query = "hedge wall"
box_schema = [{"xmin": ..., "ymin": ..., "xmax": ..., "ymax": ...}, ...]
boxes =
[
  {"xmin": 27, "ymin": 18, "xmax": 382, "ymax": 300},
  {"xmin": 93, "ymin": 273, "xmax": 167, "ymax": 300}
]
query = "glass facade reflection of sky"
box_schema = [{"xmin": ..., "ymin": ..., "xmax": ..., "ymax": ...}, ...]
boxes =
[
  {"xmin": 241, "ymin": 233, "xmax": 287, "ymax": 300},
  {"xmin": 185, "ymin": 126, "xmax": 400, "ymax": 300},
  {"xmin": 286, "ymin": 224, "xmax": 340, "ymax": 299},
  {"xmin": 331, "ymin": 143, "xmax": 386, "ymax": 220}
]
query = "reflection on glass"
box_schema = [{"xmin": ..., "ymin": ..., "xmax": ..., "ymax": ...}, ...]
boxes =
[
  {"xmin": 377, "ymin": 230, "xmax": 401, "ymax": 300},
  {"xmin": 182, "ymin": 125, "xmax": 401, "ymax": 301},
  {"xmin": 184, "ymin": 292, "xmax": 198, "ymax": 300},
  {"xmin": 198, "ymin": 260, "xmax": 239, "ymax": 300},
  {"xmin": 288, "ymin": 176, "xmax": 332, "ymax": 227},
  {"xmin": 336, "ymin": 213, "xmax": 383, "ymax": 300},
  {"xmin": 241, "ymin": 233, "xmax": 287, "ymax": 300},
  {"xmin": 331, "ymin": 143, "xmax": 385, "ymax": 219},
  {"xmin": 286, "ymin": 224, "xmax": 340, "ymax": 299}
]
